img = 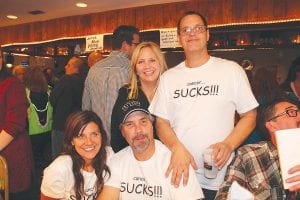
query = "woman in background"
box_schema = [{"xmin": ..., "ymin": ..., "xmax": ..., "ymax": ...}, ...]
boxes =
[
  {"xmin": 110, "ymin": 41, "xmax": 167, "ymax": 152},
  {"xmin": 41, "ymin": 111, "xmax": 112, "ymax": 200},
  {"xmin": 281, "ymin": 56, "xmax": 300, "ymax": 105},
  {"xmin": 244, "ymin": 66, "xmax": 285, "ymax": 144},
  {"xmin": 0, "ymin": 48, "xmax": 33, "ymax": 200},
  {"xmin": 24, "ymin": 66, "xmax": 53, "ymax": 197}
]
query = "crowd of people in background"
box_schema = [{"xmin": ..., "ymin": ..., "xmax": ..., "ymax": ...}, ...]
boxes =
[{"xmin": 0, "ymin": 10, "xmax": 300, "ymax": 200}]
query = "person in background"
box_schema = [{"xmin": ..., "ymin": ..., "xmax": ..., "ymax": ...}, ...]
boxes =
[
  {"xmin": 88, "ymin": 51, "xmax": 103, "ymax": 68},
  {"xmin": 0, "ymin": 47, "xmax": 33, "ymax": 200},
  {"xmin": 12, "ymin": 65, "xmax": 26, "ymax": 84},
  {"xmin": 50, "ymin": 56, "xmax": 86, "ymax": 158},
  {"xmin": 42, "ymin": 66, "xmax": 59, "ymax": 88},
  {"xmin": 41, "ymin": 111, "xmax": 112, "ymax": 200},
  {"xmin": 110, "ymin": 41, "xmax": 167, "ymax": 152},
  {"xmin": 281, "ymin": 56, "xmax": 300, "ymax": 105},
  {"xmin": 215, "ymin": 98, "xmax": 300, "ymax": 199},
  {"xmin": 98, "ymin": 99, "xmax": 203, "ymax": 200},
  {"xmin": 82, "ymin": 25, "xmax": 140, "ymax": 142},
  {"xmin": 243, "ymin": 66, "xmax": 286, "ymax": 144},
  {"xmin": 148, "ymin": 11, "xmax": 258, "ymax": 199},
  {"xmin": 24, "ymin": 66, "xmax": 53, "ymax": 198}
]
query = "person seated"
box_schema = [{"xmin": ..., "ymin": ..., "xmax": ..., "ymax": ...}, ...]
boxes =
[
  {"xmin": 97, "ymin": 99, "xmax": 204, "ymax": 200},
  {"xmin": 40, "ymin": 111, "xmax": 113, "ymax": 200},
  {"xmin": 215, "ymin": 98, "xmax": 300, "ymax": 199}
]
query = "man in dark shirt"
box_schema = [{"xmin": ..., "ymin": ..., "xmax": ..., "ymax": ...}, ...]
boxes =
[{"xmin": 50, "ymin": 56, "xmax": 86, "ymax": 158}]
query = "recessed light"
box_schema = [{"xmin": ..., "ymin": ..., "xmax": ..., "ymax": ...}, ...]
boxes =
[
  {"xmin": 76, "ymin": 2, "xmax": 87, "ymax": 8},
  {"xmin": 6, "ymin": 15, "xmax": 18, "ymax": 20}
]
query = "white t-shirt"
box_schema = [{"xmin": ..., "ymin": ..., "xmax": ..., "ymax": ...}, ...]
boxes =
[
  {"xmin": 41, "ymin": 147, "xmax": 114, "ymax": 200},
  {"xmin": 105, "ymin": 140, "xmax": 204, "ymax": 200},
  {"xmin": 149, "ymin": 56, "xmax": 258, "ymax": 190}
]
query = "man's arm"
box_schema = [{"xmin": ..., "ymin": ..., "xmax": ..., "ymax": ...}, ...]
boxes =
[
  {"xmin": 286, "ymin": 165, "xmax": 300, "ymax": 192},
  {"xmin": 210, "ymin": 108, "xmax": 257, "ymax": 169},
  {"xmin": 156, "ymin": 117, "xmax": 197, "ymax": 187},
  {"xmin": 97, "ymin": 186, "xmax": 120, "ymax": 200}
]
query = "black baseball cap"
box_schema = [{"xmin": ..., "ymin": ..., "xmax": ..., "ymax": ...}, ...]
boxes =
[{"xmin": 116, "ymin": 99, "xmax": 150, "ymax": 127}]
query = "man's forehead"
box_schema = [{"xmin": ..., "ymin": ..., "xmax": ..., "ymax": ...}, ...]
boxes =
[
  {"xmin": 181, "ymin": 14, "xmax": 204, "ymax": 27},
  {"xmin": 275, "ymin": 102, "xmax": 297, "ymax": 113},
  {"xmin": 125, "ymin": 111, "xmax": 149, "ymax": 122}
]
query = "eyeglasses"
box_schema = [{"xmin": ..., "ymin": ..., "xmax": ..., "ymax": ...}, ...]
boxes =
[
  {"xmin": 180, "ymin": 25, "xmax": 207, "ymax": 35},
  {"xmin": 268, "ymin": 108, "xmax": 299, "ymax": 121}
]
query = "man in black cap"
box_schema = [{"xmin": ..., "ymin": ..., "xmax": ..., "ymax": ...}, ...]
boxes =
[{"xmin": 98, "ymin": 99, "xmax": 204, "ymax": 200}]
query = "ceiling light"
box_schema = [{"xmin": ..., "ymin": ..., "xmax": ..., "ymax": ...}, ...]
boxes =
[
  {"xmin": 6, "ymin": 15, "xmax": 18, "ymax": 20},
  {"xmin": 76, "ymin": 2, "xmax": 87, "ymax": 8}
]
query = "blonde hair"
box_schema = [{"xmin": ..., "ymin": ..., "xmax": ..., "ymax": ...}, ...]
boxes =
[{"xmin": 128, "ymin": 41, "xmax": 167, "ymax": 99}]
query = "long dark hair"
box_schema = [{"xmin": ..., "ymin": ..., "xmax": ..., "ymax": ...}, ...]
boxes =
[
  {"xmin": 63, "ymin": 111, "xmax": 110, "ymax": 199},
  {"xmin": 252, "ymin": 66, "xmax": 285, "ymax": 105},
  {"xmin": 24, "ymin": 66, "xmax": 48, "ymax": 92}
]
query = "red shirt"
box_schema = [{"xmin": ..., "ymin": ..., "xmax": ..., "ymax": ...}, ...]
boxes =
[{"xmin": 0, "ymin": 76, "xmax": 33, "ymax": 193}]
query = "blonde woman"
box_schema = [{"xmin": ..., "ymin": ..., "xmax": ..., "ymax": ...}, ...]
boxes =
[{"xmin": 110, "ymin": 41, "xmax": 167, "ymax": 152}]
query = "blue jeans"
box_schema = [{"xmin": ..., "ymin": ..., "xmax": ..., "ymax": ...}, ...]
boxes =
[
  {"xmin": 202, "ymin": 188, "xmax": 217, "ymax": 200},
  {"xmin": 51, "ymin": 129, "xmax": 64, "ymax": 159}
]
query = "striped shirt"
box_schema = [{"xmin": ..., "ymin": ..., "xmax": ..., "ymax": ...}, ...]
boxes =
[{"xmin": 82, "ymin": 51, "xmax": 130, "ymax": 142}]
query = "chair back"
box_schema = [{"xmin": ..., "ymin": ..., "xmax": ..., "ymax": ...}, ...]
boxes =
[{"xmin": 0, "ymin": 155, "xmax": 9, "ymax": 200}]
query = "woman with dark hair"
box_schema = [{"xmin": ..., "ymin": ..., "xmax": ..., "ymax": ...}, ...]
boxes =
[
  {"xmin": 244, "ymin": 66, "xmax": 286, "ymax": 144},
  {"xmin": 281, "ymin": 56, "xmax": 300, "ymax": 105},
  {"xmin": 0, "ymin": 48, "xmax": 34, "ymax": 199},
  {"xmin": 24, "ymin": 66, "xmax": 53, "ymax": 197},
  {"xmin": 41, "ymin": 111, "xmax": 112, "ymax": 200}
]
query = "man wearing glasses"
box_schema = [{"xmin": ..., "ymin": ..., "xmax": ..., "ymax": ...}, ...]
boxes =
[
  {"xmin": 215, "ymin": 98, "xmax": 300, "ymax": 199},
  {"xmin": 149, "ymin": 11, "xmax": 258, "ymax": 199}
]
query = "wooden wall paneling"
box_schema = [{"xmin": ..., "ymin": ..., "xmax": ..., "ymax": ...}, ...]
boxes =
[
  {"xmin": 222, "ymin": 0, "xmax": 233, "ymax": 24},
  {"xmin": 162, "ymin": 3, "xmax": 178, "ymax": 28},
  {"xmin": 60, "ymin": 17, "xmax": 70, "ymax": 38},
  {"xmin": 80, "ymin": 15, "xmax": 92, "ymax": 36},
  {"xmin": 135, "ymin": 8, "xmax": 144, "ymax": 30},
  {"xmin": 105, "ymin": 10, "xmax": 119, "ymax": 33},
  {"xmin": 142, "ymin": 5, "xmax": 156, "ymax": 30},
  {"xmin": 247, "ymin": 0, "xmax": 258, "ymax": 22},
  {"xmin": 123, "ymin": 8, "xmax": 136, "ymax": 27},
  {"xmin": 232, "ymin": 0, "xmax": 248, "ymax": 23},
  {"xmin": 1, "ymin": 0, "xmax": 300, "ymax": 46},
  {"xmin": 92, "ymin": 13, "xmax": 107, "ymax": 34},
  {"xmin": 287, "ymin": 0, "xmax": 300, "ymax": 19},
  {"xmin": 90, "ymin": 13, "xmax": 100, "ymax": 34},
  {"xmin": 182, "ymin": 0, "xmax": 199, "ymax": 13},
  {"xmin": 258, "ymin": 0, "xmax": 274, "ymax": 22},
  {"xmin": 9, "ymin": 26, "xmax": 19, "ymax": 43},
  {"xmin": 197, "ymin": 0, "xmax": 209, "ymax": 19},
  {"xmin": 74, "ymin": 15, "xmax": 83, "ymax": 36},
  {"xmin": 117, "ymin": 10, "xmax": 126, "ymax": 28},
  {"xmin": 21, "ymin": 25, "xmax": 30, "ymax": 43},
  {"xmin": 273, "ymin": 0, "xmax": 287, "ymax": 20},
  {"xmin": 53, "ymin": 19, "xmax": 61, "ymax": 39},
  {"xmin": 207, "ymin": 0, "xmax": 223, "ymax": 25},
  {"xmin": 29, "ymin": 22, "xmax": 42, "ymax": 42},
  {"xmin": 0, "ymin": 29, "xmax": 5, "ymax": 44}
]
